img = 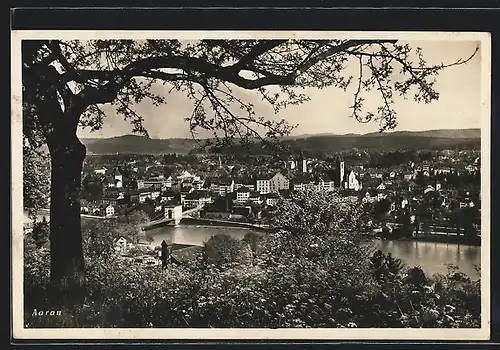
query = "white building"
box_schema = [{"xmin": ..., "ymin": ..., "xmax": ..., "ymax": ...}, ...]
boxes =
[
  {"xmin": 436, "ymin": 181, "xmax": 442, "ymax": 191},
  {"xmin": 139, "ymin": 191, "xmax": 152, "ymax": 203},
  {"xmin": 113, "ymin": 169, "xmax": 123, "ymax": 188},
  {"xmin": 256, "ymin": 172, "xmax": 290, "ymax": 194},
  {"xmin": 94, "ymin": 167, "xmax": 107, "ymax": 175},
  {"xmin": 346, "ymin": 171, "xmax": 362, "ymax": 191},
  {"xmin": 115, "ymin": 236, "xmax": 133, "ymax": 253},
  {"xmin": 105, "ymin": 204, "xmax": 115, "ymax": 217},
  {"xmin": 236, "ymin": 186, "xmax": 251, "ymax": 203},
  {"xmin": 401, "ymin": 198, "xmax": 409, "ymax": 209},
  {"xmin": 256, "ymin": 176, "xmax": 272, "ymax": 194},
  {"xmin": 164, "ymin": 203, "xmax": 183, "ymax": 225},
  {"xmin": 177, "ymin": 170, "xmax": 201, "ymax": 182}
]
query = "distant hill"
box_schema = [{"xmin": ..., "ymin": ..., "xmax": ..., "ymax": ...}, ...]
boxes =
[
  {"xmin": 81, "ymin": 128, "xmax": 481, "ymax": 155},
  {"xmin": 359, "ymin": 129, "xmax": 481, "ymax": 139},
  {"xmin": 82, "ymin": 135, "xmax": 200, "ymax": 155}
]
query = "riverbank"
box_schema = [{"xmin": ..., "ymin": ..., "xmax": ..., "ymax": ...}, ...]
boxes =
[
  {"xmin": 146, "ymin": 217, "xmax": 272, "ymax": 232},
  {"xmin": 379, "ymin": 234, "xmax": 481, "ymax": 246}
]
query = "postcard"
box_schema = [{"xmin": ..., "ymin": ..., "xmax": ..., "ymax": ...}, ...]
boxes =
[{"xmin": 11, "ymin": 30, "xmax": 491, "ymax": 340}]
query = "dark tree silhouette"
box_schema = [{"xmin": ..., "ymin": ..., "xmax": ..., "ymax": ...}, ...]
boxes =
[{"xmin": 21, "ymin": 39, "xmax": 477, "ymax": 301}]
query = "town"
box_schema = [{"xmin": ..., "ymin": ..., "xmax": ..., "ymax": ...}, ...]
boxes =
[{"xmin": 73, "ymin": 148, "xmax": 481, "ymax": 257}]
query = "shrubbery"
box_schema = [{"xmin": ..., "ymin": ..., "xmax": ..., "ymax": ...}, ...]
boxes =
[{"xmin": 23, "ymin": 190, "xmax": 481, "ymax": 328}]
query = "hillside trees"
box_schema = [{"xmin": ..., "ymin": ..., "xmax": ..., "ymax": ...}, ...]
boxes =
[
  {"xmin": 23, "ymin": 139, "xmax": 51, "ymax": 219},
  {"xmin": 21, "ymin": 38, "xmax": 477, "ymax": 300}
]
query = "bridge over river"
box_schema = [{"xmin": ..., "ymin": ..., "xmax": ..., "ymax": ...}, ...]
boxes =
[{"xmin": 142, "ymin": 205, "xmax": 204, "ymax": 230}]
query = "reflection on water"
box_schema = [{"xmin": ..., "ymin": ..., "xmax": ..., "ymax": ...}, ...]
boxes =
[
  {"xmin": 149, "ymin": 225, "xmax": 481, "ymax": 279},
  {"xmin": 147, "ymin": 225, "xmax": 256, "ymax": 247},
  {"xmin": 373, "ymin": 239, "xmax": 481, "ymax": 278}
]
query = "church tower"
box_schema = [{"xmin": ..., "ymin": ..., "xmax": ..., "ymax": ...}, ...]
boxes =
[
  {"xmin": 340, "ymin": 160, "xmax": 345, "ymax": 184},
  {"xmin": 335, "ymin": 158, "xmax": 345, "ymax": 188}
]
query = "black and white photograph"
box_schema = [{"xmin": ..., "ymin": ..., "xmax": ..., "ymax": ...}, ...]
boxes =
[{"xmin": 11, "ymin": 30, "xmax": 491, "ymax": 340}]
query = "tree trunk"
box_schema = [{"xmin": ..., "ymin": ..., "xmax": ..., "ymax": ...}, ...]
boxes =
[{"xmin": 48, "ymin": 136, "xmax": 86, "ymax": 304}]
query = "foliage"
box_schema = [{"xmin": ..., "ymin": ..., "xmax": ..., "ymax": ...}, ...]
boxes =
[
  {"xmin": 23, "ymin": 141, "xmax": 50, "ymax": 219},
  {"xmin": 24, "ymin": 235, "xmax": 51, "ymax": 313},
  {"xmin": 202, "ymin": 234, "xmax": 246, "ymax": 269},
  {"xmin": 24, "ymin": 190, "xmax": 480, "ymax": 328},
  {"xmin": 270, "ymin": 189, "xmax": 369, "ymax": 237},
  {"xmin": 31, "ymin": 217, "xmax": 50, "ymax": 248},
  {"xmin": 81, "ymin": 210, "xmax": 149, "ymax": 244}
]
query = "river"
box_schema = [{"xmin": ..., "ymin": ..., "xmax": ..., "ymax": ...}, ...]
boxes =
[{"xmin": 147, "ymin": 224, "xmax": 481, "ymax": 278}]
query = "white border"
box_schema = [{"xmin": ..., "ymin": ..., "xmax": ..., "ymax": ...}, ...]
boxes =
[{"xmin": 11, "ymin": 30, "xmax": 492, "ymax": 341}]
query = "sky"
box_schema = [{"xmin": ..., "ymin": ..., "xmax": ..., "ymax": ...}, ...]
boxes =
[{"xmin": 76, "ymin": 39, "xmax": 482, "ymax": 140}]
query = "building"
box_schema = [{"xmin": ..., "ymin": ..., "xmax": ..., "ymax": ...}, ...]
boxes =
[
  {"xmin": 366, "ymin": 168, "xmax": 384, "ymax": 179},
  {"xmin": 113, "ymin": 169, "xmax": 123, "ymax": 188},
  {"xmin": 210, "ymin": 178, "xmax": 235, "ymax": 196},
  {"xmin": 105, "ymin": 204, "xmax": 115, "ymax": 217},
  {"xmin": 236, "ymin": 186, "xmax": 251, "ymax": 203},
  {"xmin": 137, "ymin": 176, "xmax": 171, "ymax": 191},
  {"xmin": 315, "ymin": 173, "xmax": 335, "ymax": 192},
  {"xmin": 161, "ymin": 189, "xmax": 178, "ymax": 203},
  {"xmin": 403, "ymin": 171, "xmax": 415, "ymax": 181},
  {"xmin": 234, "ymin": 179, "xmax": 255, "ymax": 191},
  {"xmin": 192, "ymin": 180, "xmax": 203, "ymax": 191},
  {"xmin": 362, "ymin": 190, "xmax": 378, "ymax": 204},
  {"xmin": 151, "ymin": 189, "xmax": 161, "ymax": 200},
  {"xmin": 183, "ymin": 191, "xmax": 212, "ymax": 209},
  {"xmin": 346, "ymin": 170, "xmax": 362, "ymax": 191},
  {"xmin": 115, "ymin": 236, "xmax": 133, "ymax": 254},
  {"xmin": 176, "ymin": 170, "xmax": 201, "ymax": 182},
  {"xmin": 94, "ymin": 167, "xmax": 107, "ymax": 175},
  {"xmin": 139, "ymin": 190, "xmax": 152, "ymax": 203},
  {"xmin": 292, "ymin": 173, "xmax": 314, "ymax": 191},
  {"xmin": 104, "ymin": 175, "xmax": 116, "ymax": 188},
  {"xmin": 180, "ymin": 186, "xmax": 194, "ymax": 203},
  {"xmin": 265, "ymin": 192, "xmax": 280, "ymax": 206},
  {"xmin": 302, "ymin": 159, "xmax": 308, "ymax": 173},
  {"xmin": 256, "ymin": 175, "xmax": 272, "ymax": 194},
  {"xmin": 249, "ymin": 191, "xmax": 262, "ymax": 203},
  {"xmin": 256, "ymin": 172, "xmax": 289, "ymax": 194},
  {"xmin": 164, "ymin": 202, "xmax": 183, "ymax": 225},
  {"xmin": 101, "ymin": 193, "xmax": 120, "ymax": 207},
  {"xmin": 270, "ymin": 172, "xmax": 290, "ymax": 193},
  {"xmin": 401, "ymin": 198, "xmax": 409, "ymax": 209}
]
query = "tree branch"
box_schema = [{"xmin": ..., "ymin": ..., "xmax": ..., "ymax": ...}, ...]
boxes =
[
  {"xmin": 291, "ymin": 40, "xmax": 398, "ymax": 77},
  {"xmin": 231, "ymin": 40, "xmax": 287, "ymax": 71}
]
